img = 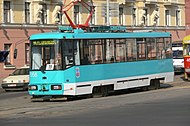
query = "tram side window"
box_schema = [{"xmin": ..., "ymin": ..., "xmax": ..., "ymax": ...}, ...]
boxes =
[
  {"xmin": 146, "ymin": 38, "xmax": 156, "ymax": 60},
  {"xmin": 53, "ymin": 42, "xmax": 62, "ymax": 70},
  {"xmin": 63, "ymin": 41, "xmax": 74, "ymax": 68},
  {"xmin": 80, "ymin": 40, "xmax": 90, "ymax": 65},
  {"xmin": 137, "ymin": 38, "xmax": 146, "ymax": 60},
  {"xmin": 104, "ymin": 39, "xmax": 115, "ymax": 63},
  {"xmin": 156, "ymin": 38, "xmax": 165, "ymax": 59},
  {"xmin": 126, "ymin": 39, "xmax": 137, "ymax": 61},
  {"xmin": 165, "ymin": 38, "xmax": 172, "ymax": 59},
  {"xmin": 88, "ymin": 40, "xmax": 103, "ymax": 64},
  {"xmin": 115, "ymin": 39, "xmax": 126, "ymax": 62}
]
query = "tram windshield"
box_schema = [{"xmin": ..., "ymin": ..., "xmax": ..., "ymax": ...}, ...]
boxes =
[
  {"xmin": 31, "ymin": 39, "xmax": 79, "ymax": 71},
  {"xmin": 31, "ymin": 40, "xmax": 62, "ymax": 70}
]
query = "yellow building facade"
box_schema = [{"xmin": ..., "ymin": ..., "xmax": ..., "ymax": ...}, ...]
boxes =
[
  {"xmin": 0, "ymin": 0, "xmax": 186, "ymax": 79},
  {"xmin": 0, "ymin": 0, "xmax": 186, "ymax": 27}
]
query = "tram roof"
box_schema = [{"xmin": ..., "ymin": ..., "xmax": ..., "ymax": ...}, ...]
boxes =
[
  {"xmin": 30, "ymin": 30, "xmax": 171, "ymax": 40},
  {"xmin": 183, "ymin": 35, "xmax": 190, "ymax": 44}
]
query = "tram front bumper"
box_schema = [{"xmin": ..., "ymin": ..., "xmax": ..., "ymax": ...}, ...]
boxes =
[
  {"xmin": 28, "ymin": 83, "xmax": 76, "ymax": 96},
  {"xmin": 30, "ymin": 95, "xmax": 67, "ymax": 102}
]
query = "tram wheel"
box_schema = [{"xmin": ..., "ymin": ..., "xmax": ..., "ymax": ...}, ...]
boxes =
[
  {"xmin": 148, "ymin": 79, "xmax": 160, "ymax": 90},
  {"xmin": 92, "ymin": 85, "xmax": 114, "ymax": 98},
  {"xmin": 92, "ymin": 86, "xmax": 102, "ymax": 98}
]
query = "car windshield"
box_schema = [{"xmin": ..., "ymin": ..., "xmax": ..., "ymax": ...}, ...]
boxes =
[
  {"xmin": 11, "ymin": 68, "xmax": 29, "ymax": 76},
  {"xmin": 173, "ymin": 50, "xmax": 183, "ymax": 59}
]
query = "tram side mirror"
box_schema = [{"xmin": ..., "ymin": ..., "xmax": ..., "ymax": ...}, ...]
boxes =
[{"xmin": 14, "ymin": 49, "xmax": 17, "ymax": 59}]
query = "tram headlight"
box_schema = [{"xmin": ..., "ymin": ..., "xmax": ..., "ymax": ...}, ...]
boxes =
[
  {"xmin": 51, "ymin": 85, "xmax": 62, "ymax": 90},
  {"xmin": 28, "ymin": 85, "xmax": 38, "ymax": 90}
]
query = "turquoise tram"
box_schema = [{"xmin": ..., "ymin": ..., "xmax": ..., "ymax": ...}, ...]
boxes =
[{"xmin": 28, "ymin": 26, "xmax": 174, "ymax": 100}]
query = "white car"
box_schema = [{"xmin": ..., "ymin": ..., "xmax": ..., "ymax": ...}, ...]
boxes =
[
  {"xmin": 172, "ymin": 46, "xmax": 184, "ymax": 73},
  {"xmin": 1, "ymin": 66, "xmax": 29, "ymax": 91}
]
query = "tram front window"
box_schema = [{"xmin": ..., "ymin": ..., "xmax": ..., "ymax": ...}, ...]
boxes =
[{"xmin": 31, "ymin": 40, "xmax": 62, "ymax": 70}]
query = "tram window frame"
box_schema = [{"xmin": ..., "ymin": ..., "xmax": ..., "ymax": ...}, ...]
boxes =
[
  {"xmin": 115, "ymin": 39, "xmax": 126, "ymax": 62},
  {"xmin": 136, "ymin": 38, "xmax": 146, "ymax": 60},
  {"xmin": 126, "ymin": 39, "xmax": 137, "ymax": 62},
  {"xmin": 87, "ymin": 39, "xmax": 104, "ymax": 64},
  {"xmin": 63, "ymin": 40, "xmax": 75, "ymax": 69},
  {"xmin": 78, "ymin": 37, "xmax": 171, "ymax": 66},
  {"xmin": 156, "ymin": 38, "xmax": 165, "ymax": 59},
  {"xmin": 79, "ymin": 39, "xmax": 90, "ymax": 65},
  {"xmin": 104, "ymin": 39, "xmax": 115, "ymax": 63},
  {"xmin": 146, "ymin": 38, "xmax": 157, "ymax": 60}
]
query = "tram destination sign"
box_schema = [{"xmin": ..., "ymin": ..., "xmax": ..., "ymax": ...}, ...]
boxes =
[{"xmin": 33, "ymin": 40, "xmax": 56, "ymax": 46}]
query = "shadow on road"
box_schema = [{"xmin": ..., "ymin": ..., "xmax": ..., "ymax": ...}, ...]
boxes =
[
  {"xmin": 160, "ymin": 83, "xmax": 173, "ymax": 89},
  {"xmin": 32, "ymin": 83, "xmax": 175, "ymax": 103}
]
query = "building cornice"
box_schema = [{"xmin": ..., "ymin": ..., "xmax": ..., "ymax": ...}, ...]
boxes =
[{"xmin": 0, "ymin": 23, "xmax": 186, "ymax": 31}]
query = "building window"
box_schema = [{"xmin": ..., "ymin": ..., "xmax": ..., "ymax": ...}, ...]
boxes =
[
  {"xmin": 90, "ymin": 6, "xmax": 95, "ymax": 25},
  {"xmin": 119, "ymin": 7, "xmax": 124, "ymax": 25},
  {"xmin": 41, "ymin": 4, "xmax": 47, "ymax": 24},
  {"xmin": 176, "ymin": 10, "xmax": 180, "ymax": 26},
  {"xmin": 142, "ymin": 8, "xmax": 148, "ymax": 26},
  {"xmin": 165, "ymin": 10, "xmax": 170, "ymax": 26},
  {"xmin": 132, "ymin": 8, "xmax": 136, "ymax": 26},
  {"xmin": 153, "ymin": 9, "xmax": 159, "ymax": 26},
  {"xmin": 55, "ymin": 5, "xmax": 62, "ymax": 24},
  {"xmin": 25, "ymin": 2, "xmax": 30, "ymax": 23},
  {"xmin": 4, "ymin": 44, "xmax": 11, "ymax": 65},
  {"xmin": 74, "ymin": 5, "xmax": 80, "ymax": 25},
  {"xmin": 25, "ymin": 43, "xmax": 30, "ymax": 65},
  {"xmin": 4, "ymin": 1, "xmax": 11, "ymax": 23}
]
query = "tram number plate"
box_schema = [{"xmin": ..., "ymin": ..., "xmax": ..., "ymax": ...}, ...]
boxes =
[{"xmin": 8, "ymin": 84, "xmax": 16, "ymax": 87}]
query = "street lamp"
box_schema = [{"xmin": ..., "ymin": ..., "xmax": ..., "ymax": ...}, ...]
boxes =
[{"xmin": 14, "ymin": 39, "xmax": 29, "ymax": 59}]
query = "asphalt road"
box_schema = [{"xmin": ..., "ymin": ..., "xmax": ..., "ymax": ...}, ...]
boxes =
[
  {"xmin": 0, "ymin": 91, "xmax": 27, "ymax": 100},
  {"xmin": 0, "ymin": 74, "xmax": 190, "ymax": 126}
]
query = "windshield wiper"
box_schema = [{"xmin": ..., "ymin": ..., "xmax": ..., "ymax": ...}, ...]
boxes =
[{"xmin": 40, "ymin": 65, "xmax": 46, "ymax": 74}]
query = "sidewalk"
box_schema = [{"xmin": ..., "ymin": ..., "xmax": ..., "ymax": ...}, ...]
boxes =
[{"xmin": 0, "ymin": 78, "xmax": 5, "ymax": 93}]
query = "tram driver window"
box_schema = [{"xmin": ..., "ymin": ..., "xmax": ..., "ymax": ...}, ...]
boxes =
[
  {"xmin": 80, "ymin": 40, "xmax": 90, "ymax": 65},
  {"xmin": 63, "ymin": 41, "xmax": 74, "ymax": 68}
]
